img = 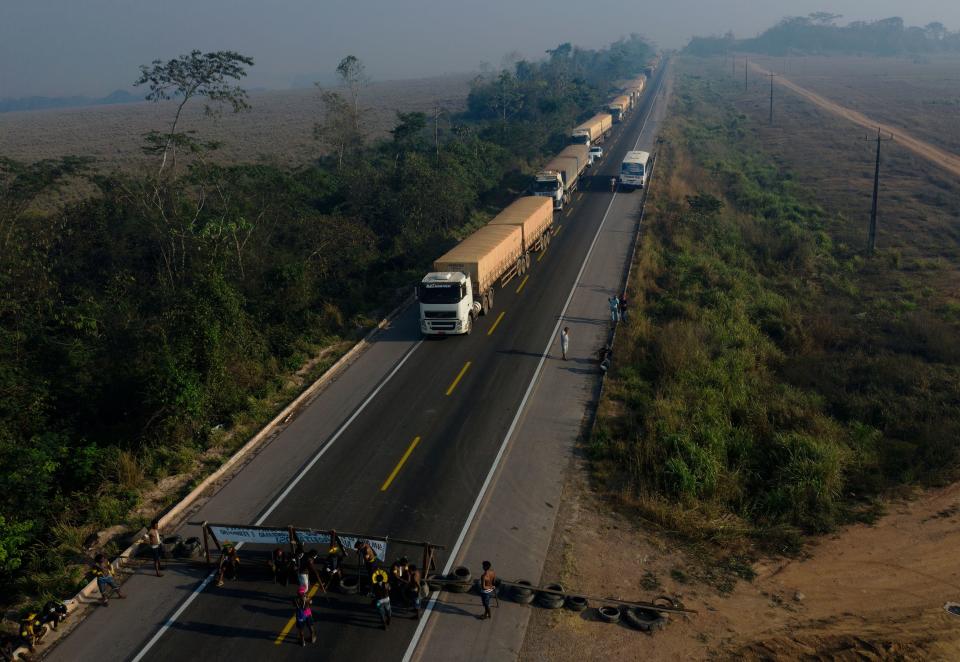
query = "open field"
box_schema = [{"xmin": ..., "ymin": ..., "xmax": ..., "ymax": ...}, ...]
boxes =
[
  {"xmin": 746, "ymin": 55, "xmax": 960, "ymax": 155},
  {"xmin": 0, "ymin": 74, "xmax": 471, "ymax": 170}
]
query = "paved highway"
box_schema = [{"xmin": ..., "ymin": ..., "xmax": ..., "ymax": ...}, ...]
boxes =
[{"xmin": 110, "ymin": 62, "xmax": 669, "ymax": 662}]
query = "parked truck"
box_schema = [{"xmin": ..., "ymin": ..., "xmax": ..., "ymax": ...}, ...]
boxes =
[
  {"xmin": 608, "ymin": 95, "xmax": 632, "ymax": 123},
  {"xmin": 533, "ymin": 144, "xmax": 590, "ymax": 210},
  {"xmin": 569, "ymin": 112, "xmax": 613, "ymax": 146},
  {"xmin": 419, "ymin": 197, "xmax": 554, "ymax": 336}
]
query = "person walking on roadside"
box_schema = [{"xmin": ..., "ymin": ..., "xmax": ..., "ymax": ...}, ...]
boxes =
[
  {"xmin": 608, "ymin": 295, "xmax": 620, "ymax": 322},
  {"xmin": 92, "ymin": 554, "xmax": 125, "ymax": 605},
  {"xmin": 618, "ymin": 294, "xmax": 629, "ymax": 322},
  {"xmin": 143, "ymin": 520, "xmax": 163, "ymax": 577},
  {"xmin": 478, "ymin": 561, "xmax": 497, "ymax": 620},
  {"xmin": 371, "ymin": 568, "xmax": 391, "ymax": 629},
  {"xmin": 293, "ymin": 585, "xmax": 316, "ymax": 647},
  {"xmin": 559, "ymin": 327, "xmax": 570, "ymax": 360}
]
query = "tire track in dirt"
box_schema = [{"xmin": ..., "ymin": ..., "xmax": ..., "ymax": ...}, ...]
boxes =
[{"xmin": 750, "ymin": 62, "xmax": 960, "ymax": 179}]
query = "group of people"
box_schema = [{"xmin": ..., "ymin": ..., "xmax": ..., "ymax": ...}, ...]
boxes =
[
  {"xmin": 256, "ymin": 531, "xmax": 430, "ymax": 644},
  {"xmin": 608, "ymin": 293, "xmax": 629, "ymax": 322}
]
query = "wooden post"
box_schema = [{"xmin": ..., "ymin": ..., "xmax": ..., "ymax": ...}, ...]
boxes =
[{"xmin": 201, "ymin": 521, "xmax": 211, "ymax": 565}]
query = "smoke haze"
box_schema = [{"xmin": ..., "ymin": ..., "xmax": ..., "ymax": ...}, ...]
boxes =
[{"xmin": 2, "ymin": 0, "xmax": 959, "ymax": 97}]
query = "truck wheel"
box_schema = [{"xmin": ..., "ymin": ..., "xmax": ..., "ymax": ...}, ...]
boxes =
[
  {"xmin": 480, "ymin": 296, "xmax": 488, "ymax": 316},
  {"xmin": 488, "ymin": 289, "xmax": 494, "ymax": 310},
  {"xmin": 465, "ymin": 317, "xmax": 472, "ymax": 335}
]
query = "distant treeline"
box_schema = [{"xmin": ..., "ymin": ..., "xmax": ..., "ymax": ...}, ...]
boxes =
[
  {"xmin": 0, "ymin": 37, "xmax": 652, "ymax": 605},
  {"xmin": 0, "ymin": 89, "xmax": 142, "ymax": 113},
  {"xmin": 685, "ymin": 14, "xmax": 960, "ymax": 57}
]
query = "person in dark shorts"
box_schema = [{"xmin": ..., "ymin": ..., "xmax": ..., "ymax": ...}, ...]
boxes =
[
  {"xmin": 143, "ymin": 520, "xmax": 163, "ymax": 577},
  {"xmin": 271, "ymin": 547, "xmax": 289, "ymax": 585},
  {"xmin": 215, "ymin": 543, "xmax": 240, "ymax": 587},
  {"xmin": 478, "ymin": 561, "xmax": 497, "ymax": 620},
  {"xmin": 354, "ymin": 539, "xmax": 378, "ymax": 581},
  {"xmin": 293, "ymin": 585, "xmax": 315, "ymax": 646},
  {"xmin": 407, "ymin": 563, "xmax": 424, "ymax": 618}
]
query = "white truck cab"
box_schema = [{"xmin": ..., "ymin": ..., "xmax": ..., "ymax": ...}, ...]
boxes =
[{"xmin": 418, "ymin": 272, "xmax": 476, "ymax": 335}]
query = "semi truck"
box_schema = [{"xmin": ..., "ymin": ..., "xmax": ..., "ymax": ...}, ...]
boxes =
[
  {"xmin": 419, "ymin": 197, "xmax": 554, "ymax": 336},
  {"xmin": 533, "ymin": 144, "xmax": 590, "ymax": 210},
  {"xmin": 608, "ymin": 95, "xmax": 632, "ymax": 123},
  {"xmin": 569, "ymin": 112, "xmax": 612, "ymax": 147}
]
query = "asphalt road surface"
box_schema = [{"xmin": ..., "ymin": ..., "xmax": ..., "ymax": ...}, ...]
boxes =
[{"xmin": 134, "ymin": 62, "xmax": 668, "ymax": 662}]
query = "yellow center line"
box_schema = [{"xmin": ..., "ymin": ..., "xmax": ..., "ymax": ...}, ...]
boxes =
[
  {"xmin": 380, "ymin": 436, "xmax": 422, "ymax": 491},
  {"xmin": 274, "ymin": 584, "xmax": 319, "ymax": 645},
  {"xmin": 445, "ymin": 361, "xmax": 472, "ymax": 396},
  {"xmin": 537, "ymin": 247, "xmax": 548, "ymax": 262},
  {"xmin": 515, "ymin": 275, "xmax": 529, "ymax": 294},
  {"xmin": 564, "ymin": 207, "xmax": 572, "ymax": 217},
  {"xmin": 577, "ymin": 193, "xmax": 583, "ymax": 202},
  {"xmin": 487, "ymin": 311, "xmax": 506, "ymax": 335},
  {"xmin": 554, "ymin": 225, "xmax": 564, "ymax": 237}
]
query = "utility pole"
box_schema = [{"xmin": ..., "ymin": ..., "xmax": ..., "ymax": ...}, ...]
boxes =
[
  {"xmin": 434, "ymin": 105, "xmax": 440, "ymax": 162},
  {"xmin": 731, "ymin": 54, "xmax": 736, "ymax": 77},
  {"xmin": 745, "ymin": 57, "xmax": 749, "ymax": 91},
  {"xmin": 864, "ymin": 127, "xmax": 894, "ymax": 252},
  {"xmin": 768, "ymin": 72, "xmax": 778, "ymax": 125}
]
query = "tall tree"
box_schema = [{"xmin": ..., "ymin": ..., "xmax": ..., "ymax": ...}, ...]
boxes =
[
  {"xmin": 135, "ymin": 50, "xmax": 254, "ymax": 174},
  {"xmin": 336, "ymin": 55, "xmax": 368, "ymax": 132}
]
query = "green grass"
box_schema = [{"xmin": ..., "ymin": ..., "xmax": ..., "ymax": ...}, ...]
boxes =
[{"xmin": 589, "ymin": 61, "xmax": 960, "ymax": 566}]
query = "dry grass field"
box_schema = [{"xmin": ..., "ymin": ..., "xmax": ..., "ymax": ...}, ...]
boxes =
[
  {"xmin": 722, "ymin": 56, "xmax": 960, "ymax": 310},
  {"xmin": 747, "ymin": 54, "xmax": 960, "ymax": 155},
  {"xmin": 0, "ymin": 74, "xmax": 471, "ymax": 170}
]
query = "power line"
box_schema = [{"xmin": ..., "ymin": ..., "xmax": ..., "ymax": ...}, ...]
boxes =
[
  {"xmin": 768, "ymin": 72, "xmax": 778, "ymax": 126},
  {"xmin": 863, "ymin": 127, "xmax": 894, "ymax": 252}
]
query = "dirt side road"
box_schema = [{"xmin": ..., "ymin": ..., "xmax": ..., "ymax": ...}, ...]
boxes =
[
  {"xmin": 520, "ymin": 461, "xmax": 960, "ymax": 661},
  {"xmin": 750, "ymin": 62, "xmax": 960, "ymax": 180}
]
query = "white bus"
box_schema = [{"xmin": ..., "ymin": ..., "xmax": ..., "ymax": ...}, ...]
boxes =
[{"xmin": 620, "ymin": 150, "xmax": 650, "ymax": 189}]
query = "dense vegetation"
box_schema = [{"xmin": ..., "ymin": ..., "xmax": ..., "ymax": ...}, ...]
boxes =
[
  {"xmin": 686, "ymin": 14, "xmax": 960, "ymax": 57},
  {"xmin": 591, "ymin": 69, "xmax": 960, "ymax": 554},
  {"xmin": 0, "ymin": 37, "xmax": 652, "ymax": 605}
]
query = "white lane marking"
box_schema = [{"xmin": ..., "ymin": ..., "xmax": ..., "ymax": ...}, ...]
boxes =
[
  {"xmin": 131, "ymin": 338, "xmax": 424, "ymax": 662},
  {"xmin": 401, "ymin": 65, "xmax": 669, "ymax": 662}
]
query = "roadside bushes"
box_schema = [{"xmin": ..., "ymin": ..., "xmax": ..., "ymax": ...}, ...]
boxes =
[{"xmin": 592, "ymin": 69, "xmax": 960, "ymax": 547}]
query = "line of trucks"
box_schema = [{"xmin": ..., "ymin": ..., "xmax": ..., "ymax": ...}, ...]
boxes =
[{"xmin": 419, "ymin": 69, "xmax": 654, "ymax": 336}]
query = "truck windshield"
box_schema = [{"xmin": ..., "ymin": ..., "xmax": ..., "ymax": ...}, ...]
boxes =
[
  {"xmin": 534, "ymin": 179, "xmax": 560, "ymax": 193},
  {"xmin": 570, "ymin": 134, "xmax": 589, "ymax": 145},
  {"xmin": 419, "ymin": 283, "xmax": 463, "ymax": 304}
]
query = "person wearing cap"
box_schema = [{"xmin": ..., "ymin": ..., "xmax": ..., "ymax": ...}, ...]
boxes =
[{"xmin": 293, "ymin": 585, "xmax": 315, "ymax": 646}]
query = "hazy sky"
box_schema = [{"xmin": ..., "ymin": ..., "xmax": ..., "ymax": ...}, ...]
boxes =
[{"xmin": 2, "ymin": 0, "xmax": 958, "ymax": 97}]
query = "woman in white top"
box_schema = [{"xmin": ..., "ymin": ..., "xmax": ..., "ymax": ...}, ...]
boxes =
[{"xmin": 145, "ymin": 520, "xmax": 163, "ymax": 577}]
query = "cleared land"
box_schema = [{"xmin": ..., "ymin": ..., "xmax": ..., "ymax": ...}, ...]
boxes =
[
  {"xmin": 0, "ymin": 75, "xmax": 471, "ymax": 169},
  {"xmin": 748, "ymin": 54, "xmax": 960, "ymax": 155},
  {"xmin": 522, "ymin": 56, "xmax": 960, "ymax": 659}
]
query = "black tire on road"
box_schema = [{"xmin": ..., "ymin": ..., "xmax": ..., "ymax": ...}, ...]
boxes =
[
  {"xmin": 566, "ymin": 595, "xmax": 588, "ymax": 612},
  {"xmin": 338, "ymin": 575, "xmax": 359, "ymax": 595},
  {"xmin": 426, "ymin": 574, "xmax": 444, "ymax": 591},
  {"xmin": 598, "ymin": 606, "xmax": 621, "ymax": 623},
  {"xmin": 181, "ymin": 537, "xmax": 202, "ymax": 559},
  {"xmin": 623, "ymin": 606, "xmax": 667, "ymax": 632},
  {"xmin": 512, "ymin": 580, "xmax": 535, "ymax": 604}
]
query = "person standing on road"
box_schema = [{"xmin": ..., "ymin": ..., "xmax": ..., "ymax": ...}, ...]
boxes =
[
  {"xmin": 478, "ymin": 561, "xmax": 497, "ymax": 620},
  {"xmin": 608, "ymin": 295, "xmax": 620, "ymax": 322},
  {"xmin": 559, "ymin": 327, "xmax": 570, "ymax": 360},
  {"xmin": 619, "ymin": 294, "xmax": 629, "ymax": 322},
  {"xmin": 293, "ymin": 585, "xmax": 315, "ymax": 647},
  {"xmin": 371, "ymin": 568, "xmax": 391, "ymax": 629},
  {"xmin": 215, "ymin": 543, "xmax": 240, "ymax": 587},
  {"xmin": 143, "ymin": 520, "xmax": 163, "ymax": 577},
  {"xmin": 354, "ymin": 539, "xmax": 378, "ymax": 582},
  {"xmin": 92, "ymin": 554, "xmax": 126, "ymax": 605},
  {"xmin": 407, "ymin": 563, "xmax": 425, "ymax": 619}
]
